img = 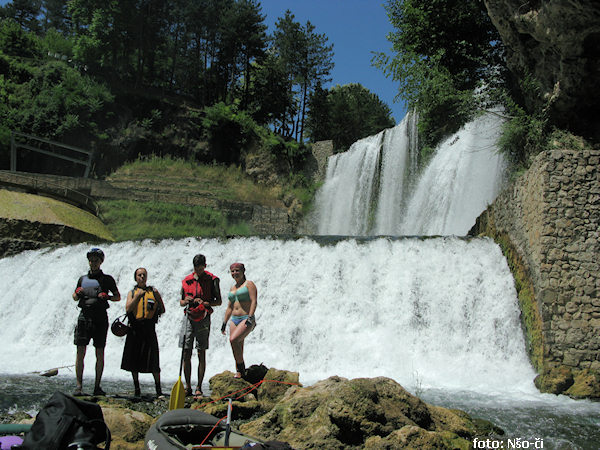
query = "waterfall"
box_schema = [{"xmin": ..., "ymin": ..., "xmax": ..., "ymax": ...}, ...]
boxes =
[
  {"xmin": 313, "ymin": 111, "xmax": 507, "ymax": 236},
  {"xmin": 0, "ymin": 237, "xmax": 536, "ymax": 396}
]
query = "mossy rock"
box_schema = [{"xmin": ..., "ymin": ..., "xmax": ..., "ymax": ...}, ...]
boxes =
[
  {"xmin": 101, "ymin": 405, "xmax": 155, "ymax": 447},
  {"xmin": 197, "ymin": 399, "xmax": 263, "ymax": 420},
  {"xmin": 240, "ymin": 376, "xmax": 502, "ymax": 449},
  {"xmin": 565, "ymin": 369, "xmax": 600, "ymax": 399},
  {"xmin": 534, "ymin": 365, "xmax": 574, "ymax": 394},
  {"xmin": 257, "ymin": 368, "xmax": 301, "ymax": 409},
  {"xmin": 364, "ymin": 425, "xmax": 469, "ymax": 449}
]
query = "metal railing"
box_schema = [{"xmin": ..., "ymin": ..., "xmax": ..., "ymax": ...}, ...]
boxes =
[{"xmin": 10, "ymin": 131, "xmax": 93, "ymax": 177}]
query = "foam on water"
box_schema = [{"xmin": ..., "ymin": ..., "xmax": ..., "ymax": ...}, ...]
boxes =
[{"xmin": 1, "ymin": 236, "xmax": 536, "ymax": 398}]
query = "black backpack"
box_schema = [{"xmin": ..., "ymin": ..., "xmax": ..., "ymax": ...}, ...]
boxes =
[
  {"xmin": 18, "ymin": 391, "xmax": 111, "ymax": 450},
  {"xmin": 243, "ymin": 363, "xmax": 269, "ymax": 385}
]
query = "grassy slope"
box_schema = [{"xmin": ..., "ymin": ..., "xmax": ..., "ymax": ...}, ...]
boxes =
[
  {"xmin": 0, "ymin": 189, "xmax": 113, "ymax": 240},
  {"xmin": 107, "ymin": 156, "xmax": 284, "ymax": 206},
  {"xmin": 99, "ymin": 156, "xmax": 286, "ymax": 241}
]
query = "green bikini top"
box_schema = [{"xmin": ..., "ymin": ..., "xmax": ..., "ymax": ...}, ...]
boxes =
[{"xmin": 228, "ymin": 285, "xmax": 250, "ymax": 303}]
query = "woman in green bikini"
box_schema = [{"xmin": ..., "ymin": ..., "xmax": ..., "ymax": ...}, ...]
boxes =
[{"xmin": 221, "ymin": 262, "xmax": 257, "ymax": 378}]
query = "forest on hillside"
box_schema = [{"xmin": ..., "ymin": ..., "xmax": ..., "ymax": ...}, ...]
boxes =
[
  {"xmin": 1, "ymin": 0, "xmax": 582, "ymax": 181},
  {"xmin": 0, "ymin": 0, "xmax": 395, "ymax": 177}
]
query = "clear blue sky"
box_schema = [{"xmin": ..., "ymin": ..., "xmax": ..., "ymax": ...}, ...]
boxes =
[
  {"xmin": 0, "ymin": 0, "xmax": 407, "ymax": 123},
  {"xmin": 260, "ymin": 0, "xmax": 406, "ymax": 123}
]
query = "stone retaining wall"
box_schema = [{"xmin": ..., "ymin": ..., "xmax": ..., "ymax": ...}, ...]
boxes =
[
  {"xmin": 0, "ymin": 171, "xmax": 294, "ymax": 234},
  {"xmin": 471, "ymin": 148, "xmax": 600, "ymax": 396},
  {"xmin": 0, "ymin": 218, "xmax": 102, "ymax": 257}
]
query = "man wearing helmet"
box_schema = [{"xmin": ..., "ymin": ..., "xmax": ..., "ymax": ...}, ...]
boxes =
[{"xmin": 72, "ymin": 247, "xmax": 121, "ymax": 396}]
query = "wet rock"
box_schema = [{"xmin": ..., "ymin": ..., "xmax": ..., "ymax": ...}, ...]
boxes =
[
  {"xmin": 239, "ymin": 376, "xmax": 501, "ymax": 449},
  {"xmin": 534, "ymin": 365, "xmax": 574, "ymax": 394},
  {"xmin": 203, "ymin": 367, "xmax": 300, "ymax": 420},
  {"xmin": 565, "ymin": 369, "xmax": 600, "ymax": 399},
  {"xmin": 100, "ymin": 404, "xmax": 155, "ymax": 449}
]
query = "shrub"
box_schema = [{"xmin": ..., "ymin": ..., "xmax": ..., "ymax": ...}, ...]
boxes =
[{"xmin": 202, "ymin": 102, "xmax": 260, "ymax": 165}]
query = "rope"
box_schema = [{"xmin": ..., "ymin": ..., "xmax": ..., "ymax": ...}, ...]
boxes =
[
  {"xmin": 191, "ymin": 378, "xmax": 302, "ymax": 446},
  {"xmin": 193, "ymin": 378, "xmax": 301, "ymax": 409},
  {"xmin": 197, "ymin": 415, "xmax": 226, "ymax": 447}
]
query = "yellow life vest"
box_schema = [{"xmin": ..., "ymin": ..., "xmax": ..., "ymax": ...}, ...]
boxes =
[{"xmin": 134, "ymin": 287, "xmax": 157, "ymax": 320}]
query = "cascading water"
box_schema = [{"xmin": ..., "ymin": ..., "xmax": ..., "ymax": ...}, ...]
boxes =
[
  {"xmin": 2, "ymin": 238, "xmax": 599, "ymax": 447},
  {"xmin": 2, "ymin": 113, "xmax": 599, "ymax": 448},
  {"xmin": 313, "ymin": 111, "xmax": 507, "ymax": 236},
  {"xmin": 0, "ymin": 237, "xmax": 533, "ymax": 394}
]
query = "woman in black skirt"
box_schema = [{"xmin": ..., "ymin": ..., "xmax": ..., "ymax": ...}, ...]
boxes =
[{"xmin": 121, "ymin": 267, "xmax": 165, "ymax": 397}]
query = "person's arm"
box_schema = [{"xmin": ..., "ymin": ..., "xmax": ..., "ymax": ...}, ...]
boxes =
[
  {"xmin": 109, "ymin": 288, "xmax": 121, "ymax": 302},
  {"xmin": 73, "ymin": 278, "xmax": 83, "ymax": 301},
  {"xmin": 107, "ymin": 277, "xmax": 121, "ymax": 302},
  {"xmin": 247, "ymin": 281, "xmax": 257, "ymax": 317},
  {"xmin": 210, "ymin": 278, "xmax": 222, "ymax": 307},
  {"xmin": 221, "ymin": 299, "xmax": 233, "ymax": 334},
  {"xmin": 180, "ymin": 287, "xmax": 192, "ymax": 307},
  {"xmin": 125, "ymin": 289, "xmax": 143, "ymax": 314},
  {"xmin": 153, "ymin": 288, "xmax": 166, "ymax": 315}
]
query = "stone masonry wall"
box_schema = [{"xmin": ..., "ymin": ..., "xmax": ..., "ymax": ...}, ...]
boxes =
[
  {"xmin": 472, "ymin": 148, "xmax": 600, "ymax": 395},
  {"xmin": 0, "ymin": 171, "xmax": 293, "ymax": 234}
]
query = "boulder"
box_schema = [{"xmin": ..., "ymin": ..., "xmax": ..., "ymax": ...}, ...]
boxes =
[
  {"xmin": 534, "ymin": 365, "xmax": 574, "ymax": 394},
  {"xmin": 484, "ymin": 0, "xmax": 600, "ymax": 140},
  {"xmin": 202, "ymin": 367, "xmax": 301, "ymax": 420},
  {"xmin": 100, "ymin": 404, "xmax": 155, "ymax": 450},
  {"xmin": 239, "ymin": 376, "xmax": 502, "ymax": 449},
  {"xmin": 565, "ymin": 369, "xmax": 600, "ymax": 399}
]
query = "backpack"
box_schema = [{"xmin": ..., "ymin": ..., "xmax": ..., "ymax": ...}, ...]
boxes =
[
  {"xmin": 18, "ymin": 391, "xmax": 111, "ymax": 450},
  {"xmin": 243, "ymin": 363, "xmax": 269, "ymax": 385}
]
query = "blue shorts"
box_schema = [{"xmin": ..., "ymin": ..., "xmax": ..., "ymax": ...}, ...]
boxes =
[{"xmin": 230, "ymin": 315, "xmax": 248, "ymax": 326}]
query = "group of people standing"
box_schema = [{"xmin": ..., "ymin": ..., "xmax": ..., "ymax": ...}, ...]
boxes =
[{"xmin": 72, "ymin": 248, "xmax": 257, "ymax": 399}]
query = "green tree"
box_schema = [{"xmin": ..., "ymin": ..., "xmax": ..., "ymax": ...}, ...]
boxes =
[
  {"xmin": 374, "ymin": 0, "xmax": 506, "ymax": 149},
  {"xmin": 307, "ymin": 83, "xmax": 395, "ymax": 152},
  {"xmin": 2, "ymin": 0, "xmax": 41, "ymax": 33},
  {"xmin": 248, "ymin": 52, "xmax": 295, "ymax": 127},
  {"xmin": 0, "ymin": 17, "xmax": 41, "ymax": 57},
  {"xmin": 42, "ymin": 0, "xmax": 71, "ymax": 35},
  {"xmin": 271, "ymin": 10, "xmax": 334, "ymax": 142}
]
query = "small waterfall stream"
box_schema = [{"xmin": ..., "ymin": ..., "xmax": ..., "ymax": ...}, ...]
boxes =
[{"xmin": 313, "ymin": 111, "xmax": 507, "ymax": 236}]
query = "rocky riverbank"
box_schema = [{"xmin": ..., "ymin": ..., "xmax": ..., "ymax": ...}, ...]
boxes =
[{"xmin": 2, "ymin": 367, "xmax": 503, "ymax": 449}]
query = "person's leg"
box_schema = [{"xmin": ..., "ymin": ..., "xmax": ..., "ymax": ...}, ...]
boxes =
[
  {"xmin": 75, "ymin": 345, "xmax": 87, "ymax": 392},
  {"xmin": 132, "ymin": 371, "xmax": 141, "ymax": 396},
  {"xmin": 152, "ymin": 371, "xmax": 162, "ymax": 396},
  {"xmin": 92, "ymin": 316, "xmax": 108, "ymax": 394},
  {"xmin": 196, "ymin": 349, "xmax": 206, "ymax": 395},
  {"xmin": 180, "ymin": 318, "xmax": 194, "ymax": 395},
  {"xmin": 74, "ymin": 314, "xmax": 91, "ymax": 394},
  {"xmin": 229, "ymin": 320, "xmax": 254, "ymax": 377},
  {"xmin": 94, "ymin": 347, "xmax": 105, "ymax": 392},
  {"xmin": 183, "ymin": 348, "xmax": 193, "ymax": 393}
]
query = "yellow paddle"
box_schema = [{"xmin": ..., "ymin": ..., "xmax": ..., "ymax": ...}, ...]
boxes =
[{"xmin": 169, "ymin": 345, "xmax": 186, "ymax": 410}]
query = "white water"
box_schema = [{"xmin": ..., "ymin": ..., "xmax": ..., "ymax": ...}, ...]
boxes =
[
  {"xmin": 313, "ymin": 111, "xmax": 507, "ymax": 236},
  {"xmin": 0, "ymin": 237, "xmax": 537, "ymax": 398}
]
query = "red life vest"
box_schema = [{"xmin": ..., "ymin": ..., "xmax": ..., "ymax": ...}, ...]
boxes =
[{"xmin": 182, "ymin": 271, "xmax": 218, "ymax": 321}]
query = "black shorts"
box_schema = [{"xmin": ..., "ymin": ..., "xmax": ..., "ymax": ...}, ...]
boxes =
[{"xmin": 74, "ymin": 313, "xmax": 108, "ymax": 348}]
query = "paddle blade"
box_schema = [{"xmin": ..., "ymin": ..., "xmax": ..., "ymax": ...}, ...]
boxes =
[{"xmin": 169, "ymin": 377, "xmax": 185, "ymax": 410}]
